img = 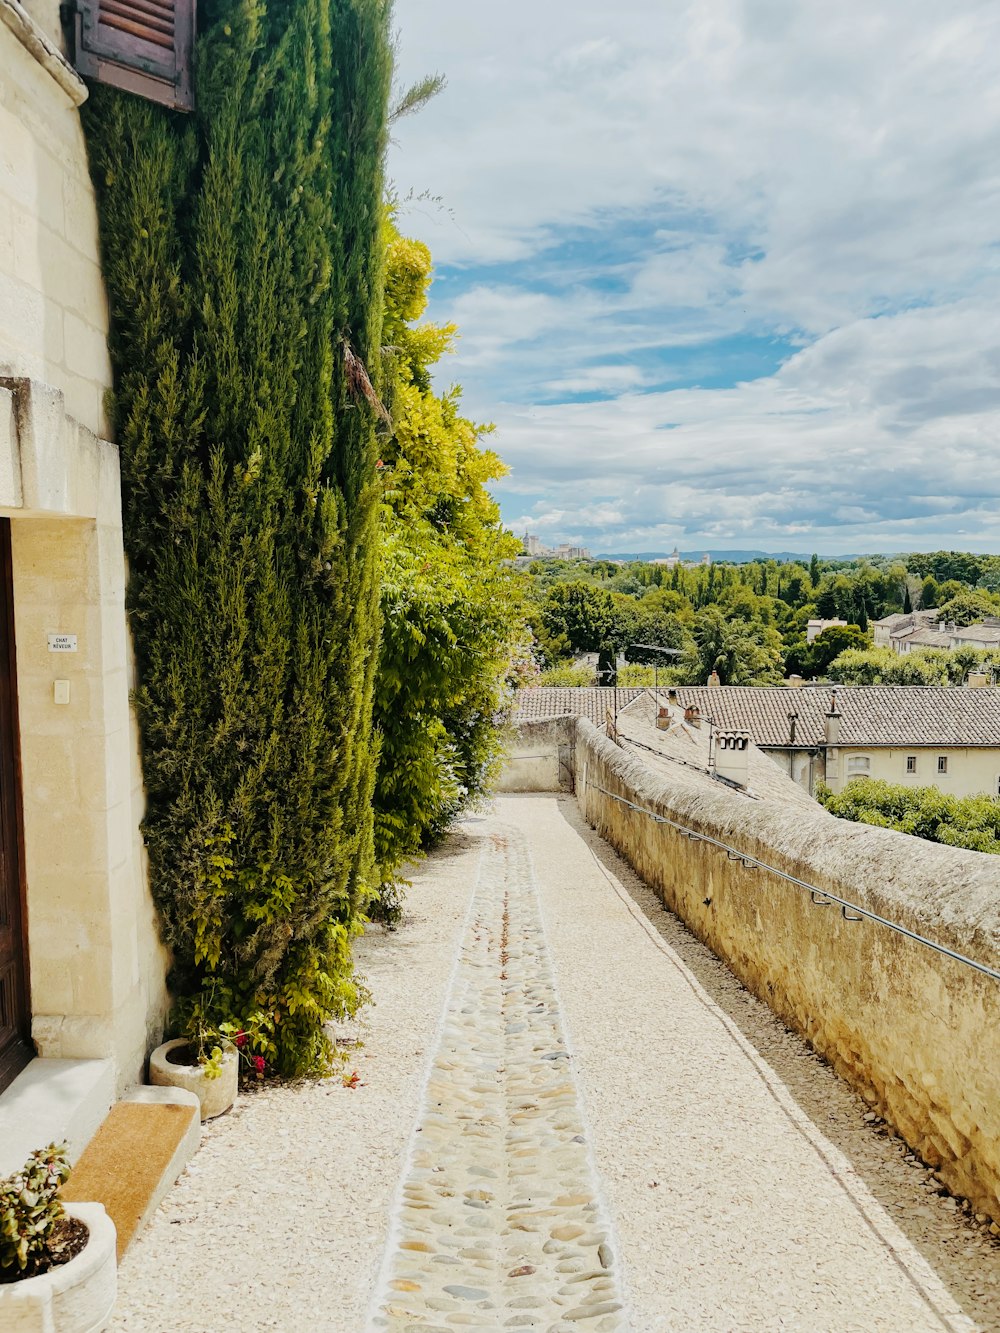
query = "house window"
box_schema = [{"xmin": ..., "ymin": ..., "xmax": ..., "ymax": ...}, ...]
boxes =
[
  {"xmin": 906, "ymin": 756, "xmax": 917, "ymax": 773},
  {"xmin": 846, "ymin": 756, "xmax": 870, "ymax": 776},
  {"xmin": 937, "ymin": 756, "xmax": 948, "ymax": 774}
]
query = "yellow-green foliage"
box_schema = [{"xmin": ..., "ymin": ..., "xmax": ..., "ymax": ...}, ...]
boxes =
[
  {"xmin": 818, "ymin": 779, "xmax": 1000, "ymax": 854},
  {"xmin": 373, "ymin": 222, "xmax": 522, "ymax": 914}
]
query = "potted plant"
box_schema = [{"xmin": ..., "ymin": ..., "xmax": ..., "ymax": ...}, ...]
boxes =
[
  {"xmin": 149, "ymin": 1007, "xmax": 267, "ymax": 1120},
  {"xmin": 0, "ymin": 1143, "xmax": 116, "ymax": 1332}
]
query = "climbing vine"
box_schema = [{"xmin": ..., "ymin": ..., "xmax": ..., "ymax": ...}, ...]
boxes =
[{"xmin": 83, "ymin": 0, "xmax": 392, "ymax": 1074}]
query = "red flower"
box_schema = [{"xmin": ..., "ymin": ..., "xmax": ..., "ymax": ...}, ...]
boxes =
[
  {"xmin": 253, "ymin": 1055, "xmax": 265, "ymax": 1073},
  {"xmin": 235, "ymin": 1030, "xmax": 247, "ymax": 1049}
]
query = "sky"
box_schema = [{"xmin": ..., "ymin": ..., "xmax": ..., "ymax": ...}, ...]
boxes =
[{"xmin": 387, "ymin": 0, "xmax": 1000, "ymax": 557}]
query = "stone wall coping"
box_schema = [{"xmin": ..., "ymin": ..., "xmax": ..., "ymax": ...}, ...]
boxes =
[
  {"xmin": 1, "ymin": 0, "xmax": 87, "ymax": 107},
  {"xmin": 577, "ymin": 717, "xmax": 1000, "ymax": 972}
]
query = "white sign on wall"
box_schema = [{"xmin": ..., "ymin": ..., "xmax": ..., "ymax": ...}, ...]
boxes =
[{"xmin": 47, "ymin": 634, "xmax": 78, "ymax": 653}]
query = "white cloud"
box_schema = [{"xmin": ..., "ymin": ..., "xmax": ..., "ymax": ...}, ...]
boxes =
[{"xmin": 389, "ymin": 0, "xmax": 1000, "ymax": 552}]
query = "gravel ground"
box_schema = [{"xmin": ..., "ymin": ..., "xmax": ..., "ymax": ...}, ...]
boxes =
[
  {"xmin": 519, "ymin": 793, "xmax": 1000, "ymax": 1333},
  {"xmin": 112, "ymin": 828, "xmax": 480, "ymax": 1332},
  {"xmin": 112, "ymin": 796, "xmax": 1000, "ymax": 1332}
]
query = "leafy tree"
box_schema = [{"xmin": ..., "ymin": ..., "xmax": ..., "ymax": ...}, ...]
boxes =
[
  {"xmin": 84, "ymin": 0, "xmax": 393, "ymax": 1075},
  {"xmin": 373, "ymin": 223, "xmax": 522, "ymax": 907},
  {"xmin": 920, "ymin": 575, "xmax": 940, "ymax": 609},
  {"xmin": 686, "ymin": 606, "xmax": 783, "ymax": 685},
  {"xmin": 541, "ymin": 582, "xmax": 616, "ymax": 655},
  {"xmin": 937, "ymin": 589, "xmax": 999, "ymax": 626},
  {"xmin": 806, "ymin": 624, "xmax": 869, "ymax": 675}
]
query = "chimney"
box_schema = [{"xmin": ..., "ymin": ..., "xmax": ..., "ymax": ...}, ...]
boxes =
[
  {"xmin": 787, "ymin": 711, "xmax": 798, "ymax": 746},
  {"xmin": 683, "ymin": 704, "xmax": 702, "ymax": 729},
  {"xmin": 967, "ymin": 671, "xmax": 989, "ymax": 689},
  {"xmin": 715, "ymin": 729, "xmax": 750, "ymax": 786},
  {"xmin": 786, "ymin": 674, "xmax": 804, "ymax": 689},
  {"xmin": 656, "ymin": 705, "xmax": 671, "ymax": 731},
  {"xmin": 825, "ymin": 690, "xmax": 842, "ymax": 747},
  {"xmin": 707, "ymin": 670, "xmax": 721, "ymax": 688}
]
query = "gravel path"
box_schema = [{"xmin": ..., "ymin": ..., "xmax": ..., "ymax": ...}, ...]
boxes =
[{"xmin": 112, "ymin": 796, "xmax": 999, "ymax": 1332}]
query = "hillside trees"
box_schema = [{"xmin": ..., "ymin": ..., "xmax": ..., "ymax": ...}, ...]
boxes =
[
  {"xmin": 373, "ymin": 224, "xmax": 522, "ymax": 910},
  {"xmin": 85, "ymin": 0, "xmax": 393, "ymax": 1075}
]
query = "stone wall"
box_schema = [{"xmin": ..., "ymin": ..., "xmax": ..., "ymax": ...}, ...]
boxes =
[
  {"xmin": 0, "ymin": 3, "xmax": 111, "ymax": 439},
  {"xmin": 0, "ymin": 8, "xmax": 169, "ymax": 1090},
  {"xmin": 497, "ymin": 718, "xmax": 575, "ymax": 793},
  {"xmin": 554, "ymin": 719, "xmax": 1000, "ymax": 1220}
]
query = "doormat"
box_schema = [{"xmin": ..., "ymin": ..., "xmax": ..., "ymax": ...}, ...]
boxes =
[{"xmin": 62, "ymin": 1099, "xmax": 198, "ymax": 1259}]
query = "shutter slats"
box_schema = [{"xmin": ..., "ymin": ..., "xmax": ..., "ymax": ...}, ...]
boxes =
[{"xmin": 71, "ymin": 0, "xmax": 195, "ymax": 112}]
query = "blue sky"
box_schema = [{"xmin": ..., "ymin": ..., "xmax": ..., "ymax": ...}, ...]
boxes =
[{"xmin": 388, "ymin": 0, "xmax": 1000, "ymax": 556}]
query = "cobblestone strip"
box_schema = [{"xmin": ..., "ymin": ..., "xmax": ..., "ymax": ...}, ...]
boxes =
[{"xmin": 370, "ymin": 827, "xmax": 626, "ymax": 1332}]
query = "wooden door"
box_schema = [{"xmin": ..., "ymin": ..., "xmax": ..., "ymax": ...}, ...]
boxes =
[{"xmin": 0, "ymin": 520, "xmax": 29, "ymax": 1092}]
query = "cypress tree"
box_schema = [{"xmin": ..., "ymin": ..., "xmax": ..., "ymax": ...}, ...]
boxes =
[{"xmin": 83, "ymin": 0, "xmax": 392, "ymax": 1075}]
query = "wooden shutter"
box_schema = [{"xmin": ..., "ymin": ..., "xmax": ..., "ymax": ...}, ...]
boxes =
[{"xmin": 70, "ymin": 0, "xmax": 195, "ymax": 112}]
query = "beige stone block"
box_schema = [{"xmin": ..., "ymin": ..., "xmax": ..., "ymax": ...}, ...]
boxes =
[
  {"xmin": 60, "ymin": 375, "xmax": 103, "ymax": 442},
  {"xmin": 21, "ymin": 729, "xmax": 79, "ymax": 796},
  {"xmin": 64, "ymin": 309, "xmax": 111, "ymax": 383},
  {"xmin": 0, "ymin": 387, "xmax": 22, "ymax": 508},
  {"xmin": 0, "ymin": 194, "xmax": 13, "ymax": 272},
  {"xmin": 43, "ymin": 294, "xmax": 65, "ymax": 367},
  {"xmin": 29, "ymin": 956, "xmax": 75, "ymax": 1013},
  {"xmin": 33, "ymin": 1014, "xmax": 114, "ymax": 1062},
  {"xmin": 71, "ymin": 953, "xmax": 117, "ymax": 1015},
  {"xmin": 0, "ymin": 108, "xmax": 38, "ymax": 212},
  {"xmin": 19, "ymin": 2, "xmax": 67, "ymax": 52},
  {"xmin": 0, "ymin": 270, "xmax": 45, "ymax": 370},
  {"xmin": 62, "ymin": 171, "xmax": 102, "ymax": 261}
]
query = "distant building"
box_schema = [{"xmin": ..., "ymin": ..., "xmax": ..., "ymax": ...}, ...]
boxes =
[
  {"xmin": 806, "ymin": 618, "xmax": 848, "ymax": 644},
  {"xmin": 520, "ymin": 533, "xmax": 590, "ymax": 560},
  {"xmin": 513, "ymin": 684, "xmax": 1000, "ymax": 800},
  {"xmin": 873, "ymin": 611, "xmax": 1000, "ymax": 656}
]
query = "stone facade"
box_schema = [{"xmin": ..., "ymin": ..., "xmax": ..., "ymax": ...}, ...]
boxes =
[{"xmin": 0, "ymin": 4, "xmax": 168, "ymax": 1097}]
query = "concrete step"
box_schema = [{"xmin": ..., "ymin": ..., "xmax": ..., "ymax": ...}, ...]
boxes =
[{"xmin": 0, "ymin": 1056, "xmax": 114, "ymax": 1175}]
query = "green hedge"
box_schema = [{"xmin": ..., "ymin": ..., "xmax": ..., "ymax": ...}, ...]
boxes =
[
  {"xmin": 84, "ymin": 0, "xmax": 392, "ymax": 1075},
  {"xmin": 817, "ymin": 779, "xmax": 1000, "ymax": 855}
]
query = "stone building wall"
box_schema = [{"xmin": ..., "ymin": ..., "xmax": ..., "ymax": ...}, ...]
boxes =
[
  {"xmin": 571, "ymin": 718, "xmax": 1000, "ymax": 1221},
  {"xmin": 0, "ymin": 6, "xmax": 169, "ymax": 1091}
]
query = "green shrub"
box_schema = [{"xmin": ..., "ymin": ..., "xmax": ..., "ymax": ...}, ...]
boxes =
[
  {"xmin": 817, "ymin": 779, "xmax": 1000, "ymax": 854},
  {"xmin": 538, "ymin": 664, "xmax": 596, "ymax": 686},
  {"xmin": 83, "ymin": 0, "xmax": 392, "ymax": 1075}
]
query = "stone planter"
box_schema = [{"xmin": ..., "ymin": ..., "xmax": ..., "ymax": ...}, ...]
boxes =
[
  {"xmin": 0, "ymin": 1202, "xmax": 116, "ymax": 1333},
  {"xmin": 148, "ymin": 1038, "xmax": 238, "ymax": 1120}
]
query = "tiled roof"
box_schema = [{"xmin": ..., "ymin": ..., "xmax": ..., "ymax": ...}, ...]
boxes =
[
  {"xmin": 668, "ymin": 686, "xmax": 1000, "ymax": 748},
  {"xmin": 513, "ymin": 687, "xmax": 644, "ymax": 728},
  {"xmin": 876, "ymin": 611, "xmax": 939, "ymax": 630},
  {"xmin": 900, "ymin": 629, "xmax": 953, "ymax": 648},
  {"xmin": 514, "ymin": 685, "xmax": 1000, "ymax": 748},
  {"xmin": 953, "ymin": 626, "xmax": 1000, "ymax": 645}
]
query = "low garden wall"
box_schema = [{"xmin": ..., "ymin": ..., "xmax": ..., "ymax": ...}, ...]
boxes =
[{"xmin": 555, "ymin": 719, "xmax": 1000, "ymax": 1220}]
